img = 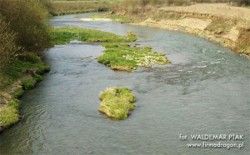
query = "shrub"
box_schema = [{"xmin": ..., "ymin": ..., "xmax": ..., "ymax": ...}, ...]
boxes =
[
  {"xmin": 0, "ymin": 16, "xmax": 18, "ymax": 67},
  {"xmin": 0, "ymin": 0, "xmax": 51, "ymax": 51},
  {"xmin": 39, "ymin": 0, "xmax": 55, "ymax": 15}
]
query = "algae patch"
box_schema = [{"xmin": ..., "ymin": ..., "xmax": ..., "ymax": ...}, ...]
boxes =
[
  {"xmin": 99, "ymin": 87, "xmax": 136, "ymax": 120},
  {"xmin": 98, "ymin": 43, "xmax": 170, "ymax": 71}
]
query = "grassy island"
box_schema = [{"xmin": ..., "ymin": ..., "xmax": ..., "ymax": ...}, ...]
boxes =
[
  {"xmin": 98, "ymin": 43, "xmax": 170, "ymax": 71},
  {"xmin": 51, "ymin": 27, "xmax": 136, "ymax": 45},
  {"xmin": 99, "ymin": 87, "xmax": 136, "ymax": 120}
]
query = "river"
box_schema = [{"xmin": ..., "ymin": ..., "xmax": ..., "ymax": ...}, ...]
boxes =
[{"xmin": 0, "ymin": 13, "xmax": 249, "ymax": 155}]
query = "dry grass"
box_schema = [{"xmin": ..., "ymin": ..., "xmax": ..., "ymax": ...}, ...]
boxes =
[
  {"xmin": 52, "ymin": 1, "xmax": 112, "ymax": 15},
  {"xmin": 160, "ymin": 3, "xmax": 250, "ymax": 21}
]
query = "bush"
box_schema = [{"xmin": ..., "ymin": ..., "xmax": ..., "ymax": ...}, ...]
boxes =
[
  {"xmin": 231, "ymin": 0, "xmax": 250, "ymax": 5},
  {"xmin": 39, "ymin": 0, "xmax": 55, "ymax": 15},
  {"xmin": 0, "ymin": 16, "xmax": 18, "ymax": 67},
  {"xmin": 0, "ymin": 0, "xmax": 51, "ymax": 51},
  {"xmin": 98, "ymin": 43, "xmax": 169, "ymax": 72}
]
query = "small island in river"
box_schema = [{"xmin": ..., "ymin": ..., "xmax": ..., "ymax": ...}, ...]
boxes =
[{"xmin": 99, "ymin": 87, "xmax": 136, "ymax": 120}]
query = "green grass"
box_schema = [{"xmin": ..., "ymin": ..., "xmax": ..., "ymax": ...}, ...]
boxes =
[
  {"xmin": 12, "ymin": 87, "xmax": 24, "ymax": 99},
  {"xmin": 51, "ymin": 27, "xmax": 137, "ymax": 45},
  {"xmin": 0, "ymin": 105, "xmax": 19, "ymax": 127},
  {"xmin": 0, "ymin": 52, "xmax": 50, "ymax": 129},
  {"xmin": 0, "ymin": 99, "xmax": 21, "ymax": 127},
  {"xmin": 98, "ymin": 43, "xmax": 170, "ymax": 71},
  {"xmin": 34, "ymin": 74, "xmax": 44, "ymax": 82},
  {"xmin": 0, "ymin": 53, "xmax": 49, "ymax": 89},
  {"xmin": 21, "ymin": 78, "xmax": 37, "ymax": 90},
  {"xmin": 99, "ymin": 87, "xmax": 136, "ymax": 120}
]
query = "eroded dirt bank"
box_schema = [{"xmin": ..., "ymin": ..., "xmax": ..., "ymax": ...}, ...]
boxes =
[{"xmin": 121, "ymin": 4, "xmax": 250, "ymax": 57}]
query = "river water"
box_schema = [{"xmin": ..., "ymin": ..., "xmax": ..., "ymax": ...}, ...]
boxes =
[{"xmin": 0, "ymin": 13, "xmax": 249, "ymax": 155}]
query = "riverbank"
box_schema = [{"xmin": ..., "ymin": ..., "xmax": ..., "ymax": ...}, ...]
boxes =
[
  {"xmin": 108, "ymin": 3, "xmax": 250, "ymax": 58},
  {"xmin": 0, "ymin": 52, "xmax": 50, "ymax": 133},
  {"xmin": 0, "ymin": 0, "xmax": 52, "ymax": 133}
]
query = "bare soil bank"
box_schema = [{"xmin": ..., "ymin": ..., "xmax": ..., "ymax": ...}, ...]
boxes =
[
  {"xmin": 122, "ymin": 3, "xmax": 250, "ymax": 57},
  {"xmin": 161, "ymin": 3, "xmax": 250, "ymax": 21}
]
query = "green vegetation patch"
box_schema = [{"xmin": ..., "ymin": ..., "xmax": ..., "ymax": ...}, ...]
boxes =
[
  {"xmin": 0, "ymin": 99, "xmax": 20, "ymax": 127},
  {"xmin": 12, "ymin": 87, "xmax": 24, "ymax": 99},
  {"xmin": 99, "ymin": 87, "xmax": 136, "ymax": 120},
  {"xmin": 51, "ymin": 27, "xmax": 136, "ymax": 45},
  {"xmin": 98, "ymin": 43, "xmax": 170, "ymax": 71},
  {"xmin": 21, "ymin": 78, "xmax": 37, "ymax": 90},
  {"xmin": 0, "ymin": 52, "xmax": 50, "ymax": 130},
  {"xmin": 0, "ymin": 52, "xmax": 49, "ymax": 89}
]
